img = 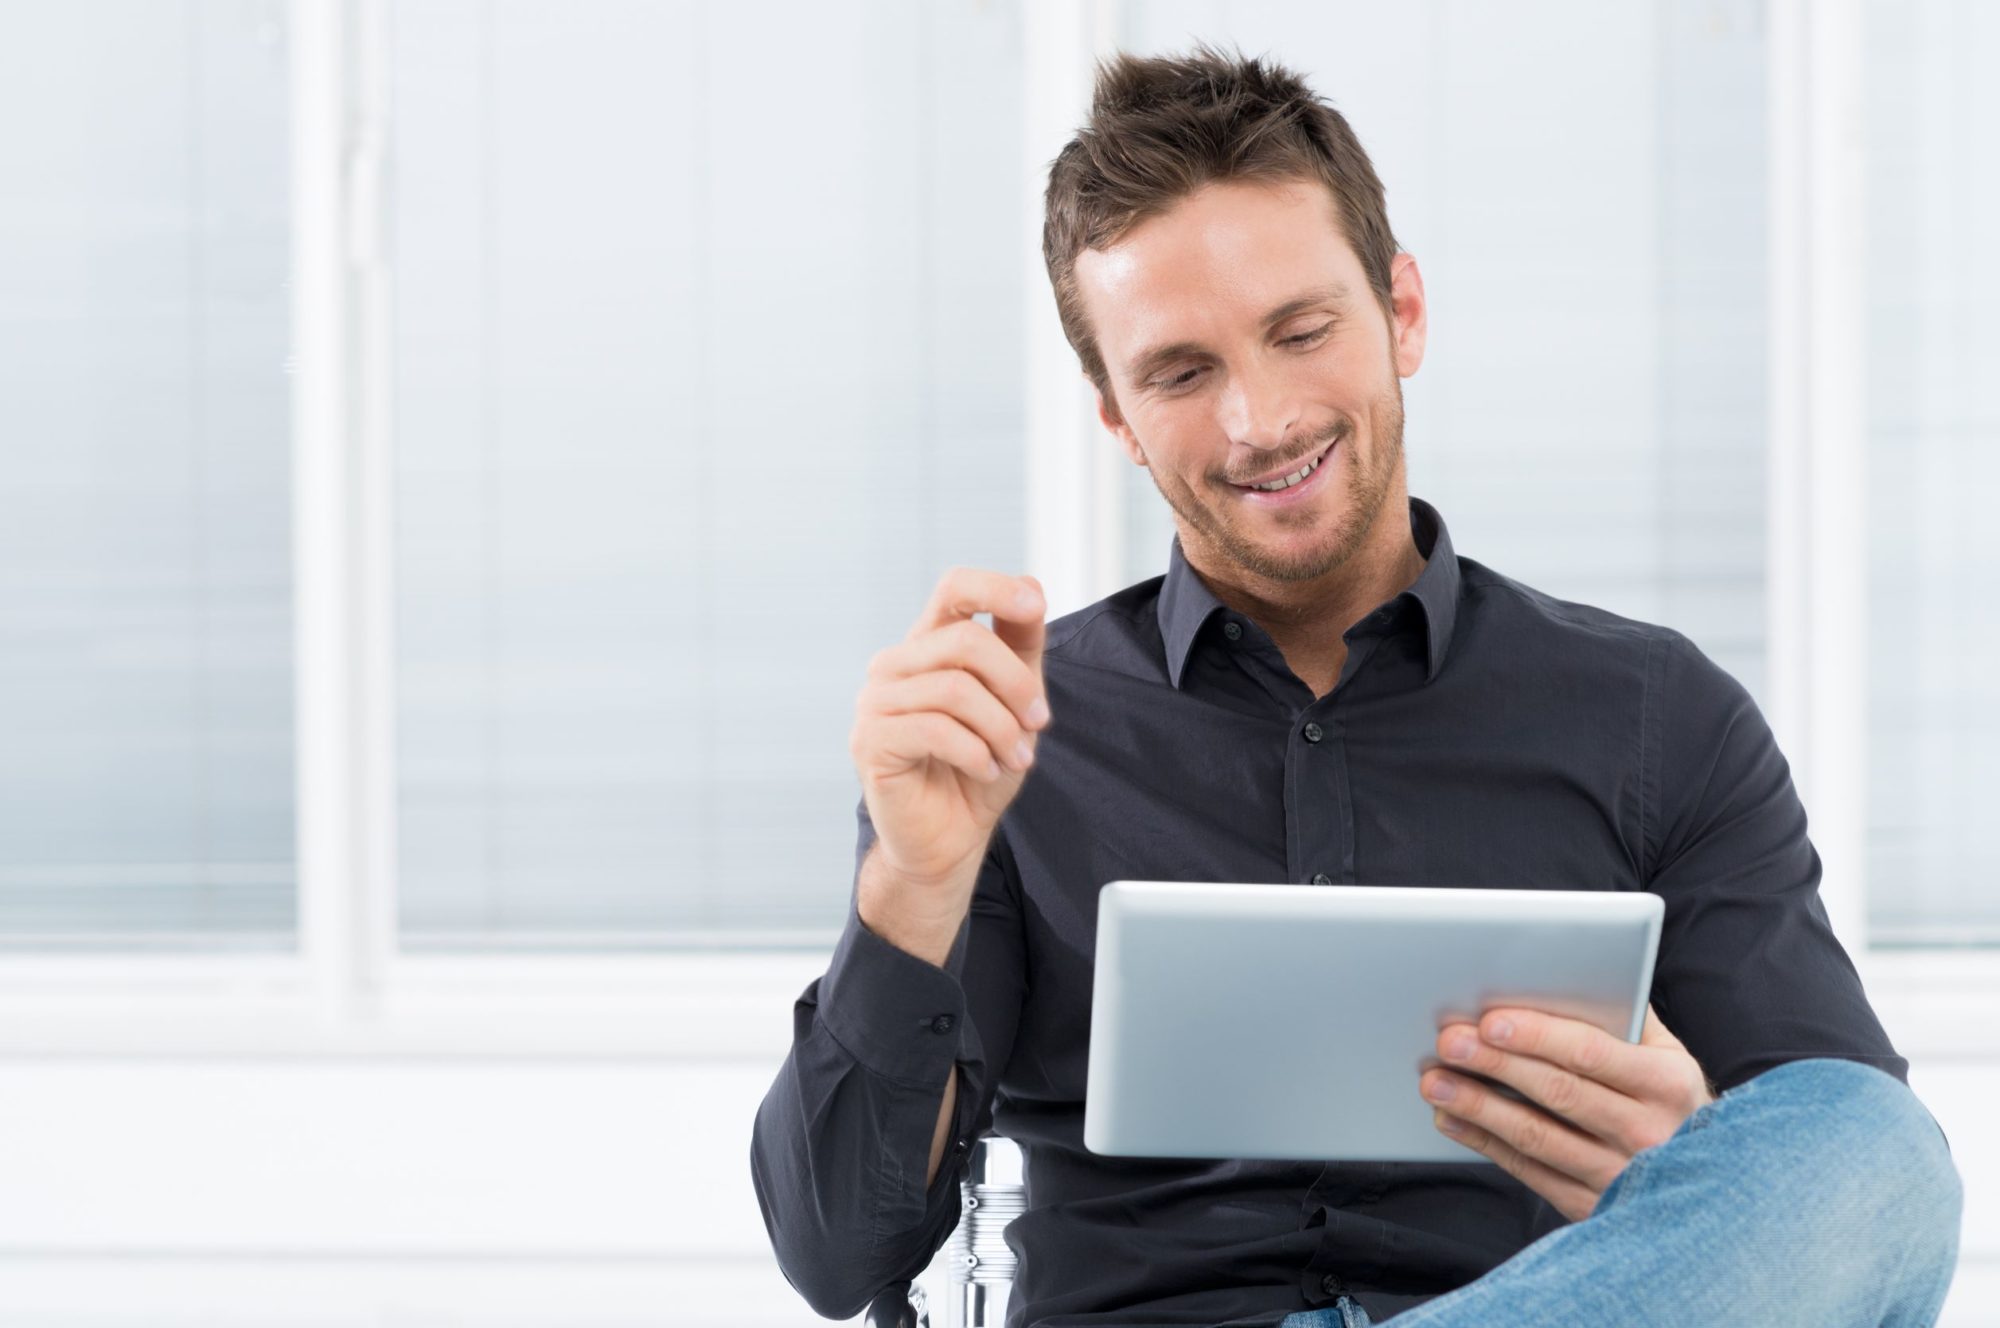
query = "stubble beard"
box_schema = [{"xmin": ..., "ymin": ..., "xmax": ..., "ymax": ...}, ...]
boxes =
[{"xmin": 1146, "ymin": 373, "xmax": 1406, "ymax": 586}]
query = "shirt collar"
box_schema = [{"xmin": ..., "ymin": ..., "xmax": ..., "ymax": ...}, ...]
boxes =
[{"xmin": 1156, "ymin": 495, "xmax": 1462, "ymax": 689}]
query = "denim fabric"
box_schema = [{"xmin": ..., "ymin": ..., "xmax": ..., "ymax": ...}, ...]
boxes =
[{"xmin": 1270, "ymin": 1059, "xmax": 1961, "ymax": 1328}]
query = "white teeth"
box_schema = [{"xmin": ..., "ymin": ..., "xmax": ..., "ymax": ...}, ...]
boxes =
[{"xmin": 1250, "ymin": 447, "xmax": 1326, "ymax": 491}]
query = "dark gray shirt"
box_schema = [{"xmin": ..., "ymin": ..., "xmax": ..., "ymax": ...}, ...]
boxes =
[{"xmin": 749, "ymin": 496, "xmax": 1906, "ymax": 1328}]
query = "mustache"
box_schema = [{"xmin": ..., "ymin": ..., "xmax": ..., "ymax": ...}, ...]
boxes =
[{"xmin": 1223, "ymin": 421, "xmax": 1347, "ymax": 486}]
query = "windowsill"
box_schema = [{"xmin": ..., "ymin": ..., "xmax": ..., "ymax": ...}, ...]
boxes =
[
  {"xmin": 0, "ymin": 950, "xmax": 832, "ymax": 1060},
  {"xmin": 0, "ymin": 945, "xmax": 1991, "ymax": 1062}
]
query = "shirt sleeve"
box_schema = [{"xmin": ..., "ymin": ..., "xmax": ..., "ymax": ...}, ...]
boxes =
[
  {"xmin": 748, "ymin": 795, "xmax": 1029, "ymax": 1320},
  {"xmin": 1643, "ymin": 629, "xmax": 1909, "ymax": 1096}
]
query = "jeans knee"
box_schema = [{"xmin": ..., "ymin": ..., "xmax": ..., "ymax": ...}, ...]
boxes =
[{"xmin": 1755, "ymin": 1058, "xmax": 1962, "ymax": 1236}]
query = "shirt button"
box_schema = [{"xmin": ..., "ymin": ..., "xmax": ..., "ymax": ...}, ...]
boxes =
[
  {"xmin": 954, "ymin": 1138, "xmax": 971, "ymax": 1154},
  {"xmin": 1222, "ymin": 621, "xmax": 1243, "ymax": 642},
  {"xmin": 1320, "ymin": 1272, "xmax": 1345, "ymax": 1297},
  {"xmin": 1303, "ymin": 721, "xmax": 1324, "ymax": 743},
  {"xmin": 930, "ymin": 1014, "xmax": 955, "ymax": 1034},
  {"xmin": 1312, "ymin": 873, "xmax": 1333, "ymax": 886}
]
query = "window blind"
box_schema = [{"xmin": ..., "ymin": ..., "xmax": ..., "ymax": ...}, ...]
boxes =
[
  {"xmin": 1862, "ymin": 0, "xmax": 2000, "ymax": 944},
  {"xmin": 387, "ymin": 0, "xmax": 1026, "ymax": 947},
  {"xmin": 0, "ymin": 2, "xmax": 293, "ymax": 950}
]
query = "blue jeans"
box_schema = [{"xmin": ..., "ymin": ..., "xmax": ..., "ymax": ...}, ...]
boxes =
[{"xmin": 1274, "ymin": 1058, "xmax": 1962, "ymax": 1328}]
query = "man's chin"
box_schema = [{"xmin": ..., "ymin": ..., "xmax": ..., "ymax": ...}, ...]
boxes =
[{"xmin": 1215, "ymin": 521, "xmax": 1359, "ymax": 585}]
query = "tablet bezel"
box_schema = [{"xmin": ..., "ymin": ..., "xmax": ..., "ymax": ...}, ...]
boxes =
[{"xmin": 1082, "ymin": 881, "xmax": 1664, "ymax": 1163}]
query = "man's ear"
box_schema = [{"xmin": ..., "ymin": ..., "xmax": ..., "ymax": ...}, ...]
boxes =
[
  {"xmin": 1090, "ymin": 377, "xmax": 1147, "ymax": 467},
  {"xmin": 1388, "ymin": 251, "xmax": 1428, "ymax": 379}
]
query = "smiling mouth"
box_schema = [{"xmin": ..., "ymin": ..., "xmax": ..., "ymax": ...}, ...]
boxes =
[{"xmin": 1231, "ymin": 433, "xmax": 1341, "ymax": 491}]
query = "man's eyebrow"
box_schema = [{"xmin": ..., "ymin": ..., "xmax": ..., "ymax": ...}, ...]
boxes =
[{"xmin": 1124, "ymin": 281, "xmax": 1354, "ymax": 383}]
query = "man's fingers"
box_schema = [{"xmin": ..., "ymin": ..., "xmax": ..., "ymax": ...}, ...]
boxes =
[
  {"xmin": 863, "ymin": 711, "xmax": 1006, "ymax": 786},
  {"xmin": 1420, "ymin": 1067, "xmax": 1630, "ymax": 1194},
  {"xmin": 1429, "ymin": 1108, "xmax": 1604, "ymax": 1224},
  {"xmin": 908, "ymin": 567, "xmax": 1047, "ymax": 693},
  {"xmin": 1636, "ymin": 1003, "xmax": 1716, "ymax": 1104},
  {"xmin": 911, "ymin": 567, "xmax": 1047, "ymax": 640},
  {"xmin": 1638, "ymin": 1002, "xmax": 1685, "ymax": 1051},
  {"xmin": 1473, "ymin": 1008, "xmax": 1659, "ymax": 1100},
  {"xmin": 869, "ymin": 670, "xmax": 1037, "ymax": 774},
  {"xmin": 1436, "ymin": 1009, "xmax": 1705, "ymax": 1155},
  {"xmin": 871, "ymin": 619, "xmax": 1048, "ymax": 733},
  {"xmin": 1431, "ymin": 1020, "xmax": 1638, "ymax": 1146},
  {"xmin": 989, "ymin": 573, "xmax": 1047, "ymax": 682}
]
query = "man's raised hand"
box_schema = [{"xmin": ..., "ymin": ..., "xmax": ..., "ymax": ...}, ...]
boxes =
[{"xmin": 850, "ymin": 567, "xmax": 1050, "ymax": 896}]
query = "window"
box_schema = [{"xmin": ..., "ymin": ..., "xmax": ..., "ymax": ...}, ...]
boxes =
[
  {"xmin": 0, "ymin": 2, "xmax": 293, "ymax": 951},
  {"xmin": 384, "ymin": 1, "xmax": 1027, "ymax": 948},
  {"xmin": 1862, "ymin": 0, "xmax": 2000, "ymax": 945},
  {"xmin": 3, "ymin": 0, "xmax": 1994, "ymax": 988}
]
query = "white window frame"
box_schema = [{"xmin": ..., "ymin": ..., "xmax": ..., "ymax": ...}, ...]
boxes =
[
  {"xmin": 1763, "ymin": 0, "xmax": 2000, "ymax": 1059},
  {"xmin": 0, "ymin": 0, "xmax": 1989, "ymax": 1063}
]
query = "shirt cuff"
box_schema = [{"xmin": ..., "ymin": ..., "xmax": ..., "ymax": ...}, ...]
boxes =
[{"xmin": 817, "ymin": 896, "xmax": 969, "ymax": 1088}]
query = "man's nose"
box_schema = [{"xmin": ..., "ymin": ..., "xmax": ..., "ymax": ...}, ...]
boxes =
[{"xmin": 1215, "ymin": 354, "xmax": 1302, "ymax": 453}]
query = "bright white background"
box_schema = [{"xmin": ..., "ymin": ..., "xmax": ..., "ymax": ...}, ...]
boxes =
[{"xmin": 0, "ymin": 0, "xmax": 1995, "ymax": 1324}]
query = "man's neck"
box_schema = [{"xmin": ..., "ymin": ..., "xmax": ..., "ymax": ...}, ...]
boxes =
[{"xmin": 1184, "ymin": 498, "xmax": 1428, "ymax": 699}]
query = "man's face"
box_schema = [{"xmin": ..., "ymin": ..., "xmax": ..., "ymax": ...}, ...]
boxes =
[{"xmin": 1073, "ymin": 177, "xmax": 1426, "ymax": 586}]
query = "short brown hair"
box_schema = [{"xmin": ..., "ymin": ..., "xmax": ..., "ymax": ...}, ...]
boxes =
[{"xmin": 1041, "ymin": 42, "xmax": 1401, "ymax": 408}]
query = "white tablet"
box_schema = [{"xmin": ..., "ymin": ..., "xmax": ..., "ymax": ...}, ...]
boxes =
[{"xmin": 1082, "ymin": 881, "xmax": 1664, "ymax": 1163}]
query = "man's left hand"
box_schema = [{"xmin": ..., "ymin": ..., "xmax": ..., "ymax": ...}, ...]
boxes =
[{"xmin": 1419, "ymin": 1003, "xmax": 1715, "ymax": 1223}]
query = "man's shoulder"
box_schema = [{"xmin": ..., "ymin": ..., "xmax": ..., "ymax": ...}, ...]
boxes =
[
  {"xmin": 1459, "ymin": 556, "xmax": 1689, "ymax": 659},
  {"xmin": 1458, "ymin": 556, "xmax": 1757, "ymax": 718}
]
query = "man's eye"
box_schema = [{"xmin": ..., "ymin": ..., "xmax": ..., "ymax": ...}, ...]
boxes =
[{"xmin": 1153, "ymin": 325, "xmax": 1331, "ymax": 393}]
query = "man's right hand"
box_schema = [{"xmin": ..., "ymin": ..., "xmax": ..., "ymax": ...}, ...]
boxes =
[{"xmin": 850, "ymin": 567, "xmax": 1051, "ymax": 923}]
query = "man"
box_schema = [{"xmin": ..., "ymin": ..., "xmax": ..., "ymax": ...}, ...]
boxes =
[{"xmin": 750, "ymin": 44, "xmax": 1961, "ymax": 1328}]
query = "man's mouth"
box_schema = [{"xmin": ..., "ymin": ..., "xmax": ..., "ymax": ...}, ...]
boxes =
[{"xmin": 1231, "ymin": 434, "xmax": 1340, "ymax": 495}]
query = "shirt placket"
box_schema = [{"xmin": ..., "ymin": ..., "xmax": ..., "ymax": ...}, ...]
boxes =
[
  {"xmin": 1284, "ymin": 634, "xmax": 1376, "ymax": 887},
  {"xmin": 1289, "ymin": 629, "xmax": 1392, "ymax": 1298}
]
